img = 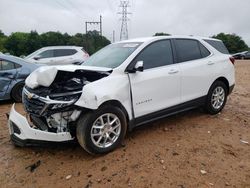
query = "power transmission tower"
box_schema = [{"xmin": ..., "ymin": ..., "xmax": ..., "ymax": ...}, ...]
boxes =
[{"xmin": 118, "ymin": 1, "xmax": 131, "ymax": 41}]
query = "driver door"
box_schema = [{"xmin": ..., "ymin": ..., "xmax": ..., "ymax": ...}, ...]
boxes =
[{"xmin": 128, "ymin": 40, "xmax": 181, "ymax": 119}]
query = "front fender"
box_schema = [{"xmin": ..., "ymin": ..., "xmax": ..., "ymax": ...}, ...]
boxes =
[{"xmin": 75, "ymin": 73, "xmax": 133, "ymax": 119}]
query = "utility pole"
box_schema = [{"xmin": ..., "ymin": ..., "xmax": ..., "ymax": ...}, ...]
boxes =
[
  {"xmin": 85, "ymin": 15, "xmax": 102, "ymax": 36},
  {"xmin": 113, "ymin": 30, "xmax": 115, "ymax": 43},
  {"xmin": 118, "ymin": 1, "xmax": 131, "ymax": 41},
  {"xmin": 85, "ymin": 15, "xmax": 103, "ymax": 51}
]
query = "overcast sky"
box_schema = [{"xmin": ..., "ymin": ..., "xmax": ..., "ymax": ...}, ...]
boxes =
[{"xmin": 0, "ymin": 0, "xmax": 250, "ymax": 45}]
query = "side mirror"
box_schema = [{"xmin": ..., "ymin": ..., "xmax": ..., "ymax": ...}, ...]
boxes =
[
  {"xmin": 126, "ymin": 61, "xmax": 144, "ymax": 73},
  {"xmin": 34, "ymin": 56, "xmax": 41, "ymax": 60},
  {"xmin": 133, "ymin": 61, "xmax": 144, "ymax": 72}
]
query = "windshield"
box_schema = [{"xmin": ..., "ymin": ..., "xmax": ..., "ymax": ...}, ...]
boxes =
[
  {"xmin": 83, "ymin": 42, "xmax": 141, "ymax": 69},
  {"xmin": 25, "ymin": 49, "xmax": 41, "ymax": 59}
]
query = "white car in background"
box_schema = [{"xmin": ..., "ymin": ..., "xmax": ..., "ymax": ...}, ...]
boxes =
[{"xmin": 24, "ymin": 46, "xmax": 89, "ymax": 65}]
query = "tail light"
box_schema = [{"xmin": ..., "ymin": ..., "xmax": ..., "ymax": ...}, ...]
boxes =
[
  {"xmin": 229, "ymin": 57, "xmax": 235, "ymax": 65},
  {"xmin": 84, "ymin": 53, "xmax": 89, "ymax": 58}
]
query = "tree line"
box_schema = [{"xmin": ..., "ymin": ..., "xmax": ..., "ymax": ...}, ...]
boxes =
[
  {"xmin": 0, "ymin": 30, "xmax": 248, "ymax": 57},
  {"xmin": 0, "ymin": 30, "xmax": 110, "ymax": 57},
  {"xmin": 154, "ymin": 32, "xmax": 249, "ymax": 54}
]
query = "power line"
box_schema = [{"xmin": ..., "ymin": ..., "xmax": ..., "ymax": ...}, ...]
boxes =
[
  {"xmin": 106, "ymin": 0, "xmax": 115, "ymax": 12},
  {"xmin": 118, "ymin": 0, "xmax": 131, "ymax": 41},
  {"xmin": 54, "ymin": 0, "xmax": 83, "ymax": 18},
  {"xmin": 64, "ymin": 0, "xmax": 85, "ymax": 18}
]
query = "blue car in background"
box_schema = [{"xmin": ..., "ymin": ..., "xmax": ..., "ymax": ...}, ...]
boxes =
[{"xmin": 0, "ymin": 54, "xmax": 40, "ymax": 102}]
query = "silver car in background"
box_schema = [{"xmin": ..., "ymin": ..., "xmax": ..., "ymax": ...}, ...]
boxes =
[
  {"xmin": 0, "ymin": 54, "xmax": 40, "ymax": 102},
  {"xmin": 25, "ymin": 46, "xmax": 89, "ymax": 65}
]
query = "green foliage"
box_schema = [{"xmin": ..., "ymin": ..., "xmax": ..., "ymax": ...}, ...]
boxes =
[
  {"xmin": 212, "ymin": 33, "xmax": 249, "ymax": 54},
  {"xmin": 0, "ymin": 30, "xmax": 7, "ymax": 53},
  {"xmin": 4, "ymin": 32, "xmax": 30, "ymax": 56},
  {"xmin": 0, "ymin": 30, "xmax": 110, "ymax": 56},
  {"xmin": 84, "ymin": 31, "xmax": 110, "ymax": 54},
  {"xmin": 154, "ymin": 32, "xmax": 171, "ymax": 36}
]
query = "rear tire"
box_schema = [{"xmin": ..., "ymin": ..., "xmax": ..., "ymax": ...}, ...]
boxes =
[
  {"xmin": 205, "ymin": 81, "xmax": 228, "ymax": 115},
  {"xmin": 76, "ymin": 105, "xmax": 127, "ymax": 154},
  {"xmin": 11, "ymin": 82, "xmax": 24, "ymax": 102}
]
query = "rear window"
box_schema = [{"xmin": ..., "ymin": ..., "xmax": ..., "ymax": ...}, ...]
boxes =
[{"xmin": 204, "ymin": 40, "xmax": 229, "ymax": 54}]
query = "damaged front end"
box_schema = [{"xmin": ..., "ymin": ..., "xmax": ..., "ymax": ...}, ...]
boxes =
[{"xmin": 8, "ymin": 66, "xmax": 112, "ymax": 146}]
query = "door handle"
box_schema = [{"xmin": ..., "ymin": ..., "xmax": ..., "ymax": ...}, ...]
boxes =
[
  {"xmin": 168, "ymin": 69, "xmax": 179, "ymax": 74},
  {"xmin": 207, "ymin": 61, "xmax": 215, "ymax": 65}
]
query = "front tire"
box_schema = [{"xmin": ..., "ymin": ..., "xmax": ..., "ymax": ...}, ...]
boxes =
[
  {"xmin": 76, "ymin": 105, "xmax": 127, "ymax": 154},
  {"xmin": 205, "ymin": 81, "xmax": 228, "ymax": 115}
]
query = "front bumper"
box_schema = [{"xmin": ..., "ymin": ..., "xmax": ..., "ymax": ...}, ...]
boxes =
[{"xmin": 8, "ymin": 104, "xmax": 74, "ymax": 147}]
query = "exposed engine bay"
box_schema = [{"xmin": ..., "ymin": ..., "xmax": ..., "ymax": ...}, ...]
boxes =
[{"xmin": 22, "ymin": 68, "xmax": 111, "ymax": 135}]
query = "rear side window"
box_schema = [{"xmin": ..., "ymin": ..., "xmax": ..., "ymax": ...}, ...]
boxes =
[
  {"xmin": 54, "ymin": 49, "xmax": 77, "ymax": 57},
  {"xmin": 199, "ymin": 43, "xmax": 211, "ymax": 58},
  {"xmin": 133, "ymin": 40, "xmax": 173, "ymax": 70},
  {"xmin": 175, "ymin": 39, "xmax": 202, "ymax": 62},
  {"xmin": 204, "ymin": 40, "xmax": 229, "ymax": 54}
]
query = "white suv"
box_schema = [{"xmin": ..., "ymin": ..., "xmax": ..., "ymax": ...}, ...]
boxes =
[
  {"xmin": 8, "ymin": 36, "xmax": 235, "ymax": 154},
  {"xmin": 25, "ymin": 46, "xmax": 89, "ymax": 65}
]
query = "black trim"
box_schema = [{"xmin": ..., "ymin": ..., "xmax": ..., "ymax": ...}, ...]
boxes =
[
  {"xmin": 228, "ymin": 84, "xmax": 235, "ymax": 95},
  {"xmin": 170, "ymin": 39, "xmax": 178, "ymax": 64},
  {"xmin": 10, "ymin": 134, "xmax": 75, "ymax": 147},
  {"xmin": 129, "ymin": 96, "xmax": 206, "ymax": 130}
]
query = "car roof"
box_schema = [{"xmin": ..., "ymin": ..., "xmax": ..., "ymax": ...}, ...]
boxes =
[
  {"xmin": 0, "ymin": 54, "xmax": 26, "ymax": 64},
  {"xmin": 0, "ymin": 54, "xmax": 39, "ymax": 67},
  {"xmin": 117, "ymin": 35, "xmax": 221, "ymax": 44},
  {"xmin": 39, "ymin": 46, "xmax": 82, "ymax": 50}
]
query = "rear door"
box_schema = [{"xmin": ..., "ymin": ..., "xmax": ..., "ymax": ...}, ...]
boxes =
[
  {"xmin": 0, "ymin": 60, "xmax": 18, "ymax": 98},
  {"xmin": 129, "ymin": 40, "xmax": 181, "ymax": 118},
  {"xmin": 174, "ymin": 39, "xmax": 214, "ymax": 103}
]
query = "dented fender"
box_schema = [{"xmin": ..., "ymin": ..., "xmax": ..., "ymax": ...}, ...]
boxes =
[{"xmin": 75, "ymin": 72, "xmax": 133, "ymax": 120}]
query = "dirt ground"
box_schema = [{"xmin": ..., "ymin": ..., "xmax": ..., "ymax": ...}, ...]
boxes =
[{"xmin": 0, "ymin": 60, "xmax": 249, "ymax": 188}]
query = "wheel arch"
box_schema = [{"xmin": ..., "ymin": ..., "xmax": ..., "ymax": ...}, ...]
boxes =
[
  {"xmin": 99, "ymin": 100, "xmax": 130, "ymax": 125},
  {"xmin": 212, "ymin": 77, "xmax": 229, "ymax": 94}
]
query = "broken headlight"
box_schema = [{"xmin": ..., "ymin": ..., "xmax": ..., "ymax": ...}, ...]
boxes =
[{"xmin": 49, "ymin": 91, "xmax": 82, "ymax": 110}]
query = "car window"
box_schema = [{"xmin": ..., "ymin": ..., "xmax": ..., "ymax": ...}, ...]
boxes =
[
  {"xmin": 204, "ymin": 40, "xmax": 229, "ymax": 54},
  {"xmin": 199, "ymin": 43, "xmax": 211, "ymax": 58},
  {"xmin": 0, "ymin": 60, "xmax": 15, "ymax": 71},
  {"xmin": 83, "ymin": 43, "xmax": 141, "ymax": 69},
  {"xmin": 133, "ymin": 40, "xmax": 173, "ymax": 70},
  {"xmin": 54, "ymin": 49, "xmax": 77, "ymax": 57},
  {"xmin": 175, "ymin": 39, "xmax": 202, "ymax": 62},
  {"xmin": 38, "ymin": 50, "xmax": 54, "ymax": 59},
  {"xmin": 15, "ymin": 63, "xmax": 22, "ymax": 69}
]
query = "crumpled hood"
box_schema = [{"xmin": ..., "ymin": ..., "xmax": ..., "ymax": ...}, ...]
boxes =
[{"xmin": 25, "ymin": 65, "xmax": 112, "ymax": 89}]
